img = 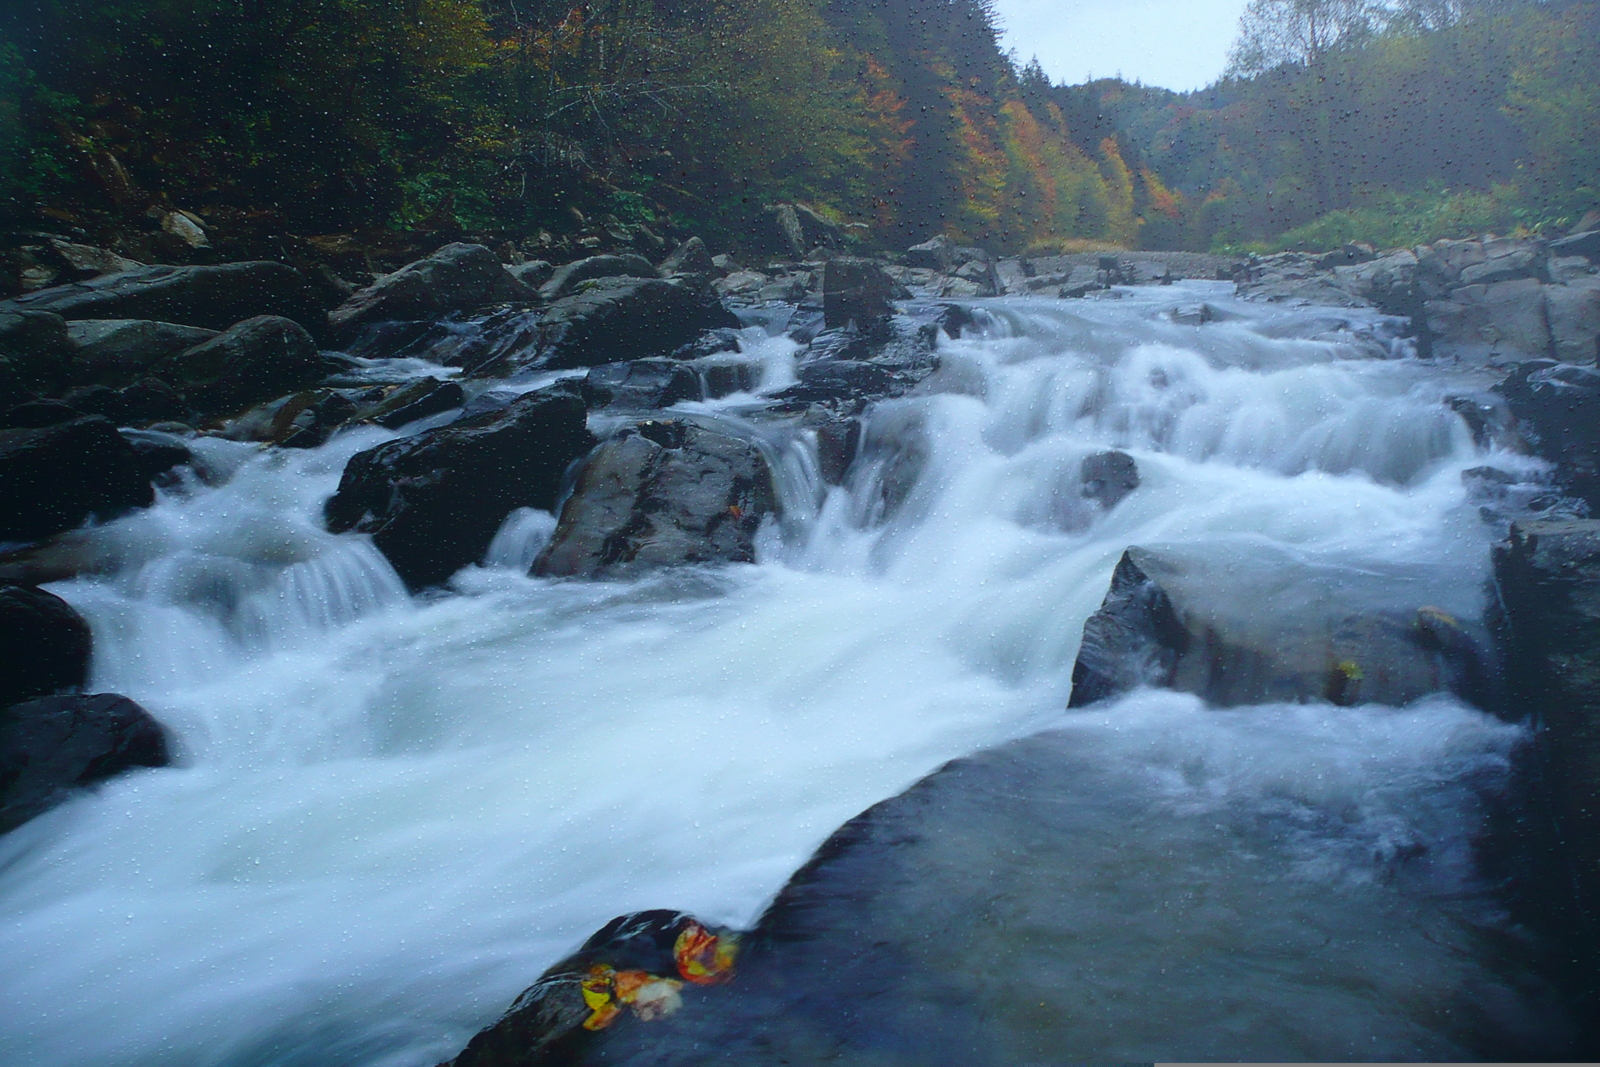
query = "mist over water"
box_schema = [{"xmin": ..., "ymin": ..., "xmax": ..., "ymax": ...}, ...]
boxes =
[{"xmin": 0, "ymin": 284, "xmax": 1550, "ymax": 1064}]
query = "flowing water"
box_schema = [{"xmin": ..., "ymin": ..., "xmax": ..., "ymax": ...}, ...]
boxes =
[{"xmin": 0, "ymin": 283, "xmax": 1564, "ymax": 1064}]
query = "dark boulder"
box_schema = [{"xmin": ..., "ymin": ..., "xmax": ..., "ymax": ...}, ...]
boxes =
[
  {"xmin": 1079, "ymin": 450, "xmax": 1140, "ymax": 509},
  {"xmin": 535, "ymin": 420, "xmax": 775, "ymax": 579},
  {"xmin": 770, "ymin": 360, "xmax": 894, "ymax": 405},
  {"xmin": 537, "ymin": 254, "xmax": 657, "ymax": 301},
  {"xmin": 65, "ymin": 319, "xmax": 217, "ymax": 387},
  {"xmin": 508, "ymin": 260, "xmax": 555, "ymax": 289},
  {"xmin": 447, "ymin": 910, "xmax": 738, "ymax": 1067},
  {"xmin": 1550, "ymin": 229, "xmax": 1600, "ymax": 265},
  {"xmin": 1424, "ymin": 278, "xmax": 1551, "ymax": 361},
  {"xmin": 154, "ymin": 315, "xmax": 327, "ymax": 415},
  {"xmin": 118, "ymin": 376, "xmax": 188, "ymax": 424},
  {"xmin": 0, "ymin": 416, "xmax": 154, "ymax": 541},
  {"xmin": 0, "ymin": 584, "xmax": 92, "ymax": 708},
  {"xmin": 359, "ymin": 376, "xmax": 465, "ymax": 430},
  {"xmin": 1069, "ymin": 544, "xmax": 1491, "ymax": 708},
  {"xmin": 1545, "ymin": 280, "xmax": 1600, "ymax": 364},
  {"xmin": 2, "ymin": 400, "xmax": 80, "ymax": 429},
  {"xmin": 329, "ymin": 243, "xmax": 532, "ymax": 333},
  {"xmin": 1, "ymin": 693, "xmax": 168, "ymax": 834},
  {"xmin": 822, "ymin": 258, "xmax": 896, "ymax": 330},
  {"xmin": 0, "ymin": 309, "xmax": 74, "ymax": 397},
  {"xmin": 582, "ymin": 360, "xmax": 702, "ymax": 409},
  {"xmin": 325, "ymin": 386, "xmax": 595, "ymax": 589},
  {"xmin": 659, "ymin": 237, "xmax": 715, "ymax": 277},
  {"xmin": 1493, "ymin": 519, "xmax": 1600, "ymax": 955},
  {"xmin": 759, "ymin": 203, "xmax": 843, "ymax": 259},
  {"xmin": 119, "ymin": 428, "xmax": 193, "ymax": 480},
  {"xmin": 520, "ymin": 277, "xmax": 738, "ymax": 373},
  {"xmin": 813, "ymin": 415, "xmax": 863, "ymax": 485},
  {"xmin": 906, "ymin": 234, "xmax": 959, "ymax": 274},
  {"xmin": 1495, "ymin": 360, "xmax": 1600, "ymax": 509},
  {"xmin": 0, "ymin": 262, "xmax": 327, "ymax": 334}
]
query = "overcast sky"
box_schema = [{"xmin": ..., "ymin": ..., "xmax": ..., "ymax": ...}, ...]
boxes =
[{"xmin": 991, "ymin": 0, "xmax": 1251, "ymax": 92}]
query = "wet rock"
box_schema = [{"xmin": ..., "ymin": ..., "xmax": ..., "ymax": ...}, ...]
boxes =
[
  {"xmin": 813, "ymin": 415, "xmax": 862, "ymax": 485},
  {"xmin": 325, "ymin": 386, "xmax": 595, "ymax": 589},
  {"xmin": 906, "ymin": 234, "xmax": 960, "ymax": 274},
  {"xmin": 822, "ymin": 258, "xmax": 896, "ymax": 330},
  {"xmin": 538, "ymin": 254, "xmax": 657, "ymax": 301},
  {"xmin": 1079, "ymin": 451, "xmax": 1139, "ymax": 509},
  {"xmin": 1425, "ymin": 278, "xmax": 1551, "ymax": 361},
  {"xmin": 0, "ymin": 261, "xmax": 327, "ymax": 334},
  {"xmin": 275, "ymin": 390, "xmax": 359, "ymax": 449},
  {"xmin": 59, "ymin": 384, "xmax": 124, "ymax": 421},
  {"xmin": 1315, "ymin": 242, "xmax": 1376, "ymax": 270},
  {"xmin": 582, "ymin": 360, "xmax": 702, "ymax": 410},
  {"xmin": 117, "ymin": 376, "xmax": 188, "ymax": 424},
  {"xmin": 709, "ymin": 254, "xmax": 741, "ymax": 276},
  {"xmin": 508, "ymin": 260, "xmax": 554, "ymax": 289},
  {"xmin": 1496, "ymin": 360, "xmax": 1600, "ymax": 508},
  {"xmin": 65, "ymin": 319, "xmax": 217, "ymax": 387},
  {"xmin": 118, "ymin": 428, "xmax": 193, "ymax": 480},
  {"xmin": 0, "ymin": 416, "xmax": 154, "ymax": 541},
  {"xmin": 1550, "ymin": 230, "xmax": 1600, "ymax": 265},
  {"xmin": 447, "ymin": 911, "xmax": 737, "ymax": 1067},
  {"xmin": 154, "ymin": 315, "xmax": 327, "ymax": 415},
  {"xmin": 1492, "ymin": 519, "xmax": 1600, "ymax": 950},
  {"xmin": 712, "ymin": 270, "xmax": 767, "ymax": 297},
  {"xmin": 668, "ymin": 328, "xmax": 741, "ymax": 362},
  {"xmin": 1069, "ymin": 544, "xmax": 1491, "ymax": 708},
  {"xmin": 659, "ymin": 237, "xmax": 715, "ymax": 277},
  {"xmin": 1417, "ymin": 238, "xmax": 1487, "ymax": 299},
  {"xmin": 770, "ymin": 359, "xmax": 894, "ymax": 405},
  {"xmin": 950, "ymin": 257, "xmax": 999, "ymax": 297},
  {"xmin": 2, "ymin": 400, "xmax": 80, "ymax": 429},
  {"xmin": 0, "ymin": 584, "xmax": 92, "ymax": 708},
  {"xmin": 1, "ymin": 693, "xmax": 168, "ymax": 834},
  {"xmin": 359, "ymin": 376, "xmax": 465, "ymax": 429},
  {"xmin": 697, "ymin": 358, "xmax": 760, "ymax": 400},
  {"xmin": 37, "ymin": 239, "xmax": 142, "ymax": 282},
  {"xmin": 329, "ymin": 243, "xmax": 532, "ymax": 334},
  {"xmin": 761, "ymin": 203, "xmax": 842, "ymax": 259},
  {"xmin": 1544, "ymin": 280, "xmax": 1600, "ymax": 364},
  {"xmin": 522, "ymin": 277, "xmax": 738, "ymax": 372},
  {"xmin": 535, "ymin": 420, "xmax": 775, "ymax": 579},
  {"xmin": 1460, "ymin": 237, "xmax": 1546, "ymax": 287},
  {"xmin": 1332, "ymin": 248, "xmax": 1420, "ymax": 317},
  {"xmin": 0, "ymin": 309, "xmax": 74, "ymax": 397}
]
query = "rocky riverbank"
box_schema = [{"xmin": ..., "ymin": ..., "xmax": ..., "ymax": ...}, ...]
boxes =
[{"xmin": 5, "ymin": 216, "xmax": 1600, "ymax": 1061}]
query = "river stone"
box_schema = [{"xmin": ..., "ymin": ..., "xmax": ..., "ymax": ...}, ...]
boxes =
[
  {"xmin": 1069, "ymin": 544, "xmax": 1491, "ymax": 709},
  {"xmin": 822, "ymin": 258, "xmax": 897, "ymax": 330},
  {"xmin": 1079, "ymin": 451, "xmax": 1139, "ymax": 509},
  {"xmin": 0, "ymin": 584, "xmax": 91, "ymax": 708},
  {"xmin": 1544, "ymin": 281, "xmax": 1600, "ymax": 364},
  {"xmin": 537, "ymin": 253, "xmax": 657, "ymax": 301},
  {"xmin": 1, "ymin": 693, "xmax": 169, "ymax": 834},
  {"xmin": 508, "ymin": 260, "xmax": 555, "ymax": 289},
  {"xmin": 359, "ymin": 376, "xmax": 465, "ymax": 429},
  {"xmin": 520, "ymin": 277, "xmax": 739, "ymax": 372},
  {"xmin": 0, "ymin": 262, "xmax": 327, "ymax": 334},
  {"xmin": 582, "ymin": 360, "xmax": 702, "ymax": 409},
  {"xmin": 329, "ymin": 243, "xmax": 532, "ymax": 333},
  {"xmin": 1493, "ymin": 518, "xmax": 1600, "ymax": 958},
  {"xmin": 0, "ymin": 309, "xmax": 74, "ymax": 397},
  {"xmin": 325, "ymin": 386, "xmax": 595, "ymax": 589},
  {"xmin": 1495, "ymin": 360, "xmax": 1600, "ymax": 508},
  {"xmin": 65, "ymin": 319, "xmax": 218, "ymax": 387},
  {"xmin": 906, "ymin": 234, "xmax": 959, "ymax": 273},
  {"xmin": 153, "ymin": 315, "xmax": 327, "ymax": 415},
  {"xmin": 447, "ymin": 910, "xmax": 736, "ymax": 1067},
  {"xmin": 1425, "ymin": 278, "xmax": 1551, "ymax": 361},
  {"xmin": 535, "ymin": 420, "xmax": 775, "ymax": 579},
  {"xmin": 659, "ymin": 237, "xmax": 715, "ymax": 277},
  {"xmin": 0, "ymin": 416, "xmax": 154, "ymax": 542}
]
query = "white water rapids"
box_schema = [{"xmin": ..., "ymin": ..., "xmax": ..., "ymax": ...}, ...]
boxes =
[{"xmin": 0, "ymin": 283, "xmax": 1551, "ymax": 1064}]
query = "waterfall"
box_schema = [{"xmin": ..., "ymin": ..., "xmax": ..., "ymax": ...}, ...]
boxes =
[{"xmin": 0, "ymin": 282, "xmax": 1554, "ymax": 1065}]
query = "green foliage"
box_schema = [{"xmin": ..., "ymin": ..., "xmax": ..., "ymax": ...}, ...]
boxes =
[{"xmin": 1268, "ymin": 184, "xmax": 1521, "ymax": 251}]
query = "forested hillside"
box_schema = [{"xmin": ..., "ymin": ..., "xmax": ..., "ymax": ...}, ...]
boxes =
[{"xmin": 0, "ymin": 0, "xmax": 1595, "ymax": 269}]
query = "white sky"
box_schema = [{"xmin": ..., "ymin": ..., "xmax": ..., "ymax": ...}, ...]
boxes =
[{"xmin": 991, "ymin": 0, "xmax": 1252, "ymax": 92}]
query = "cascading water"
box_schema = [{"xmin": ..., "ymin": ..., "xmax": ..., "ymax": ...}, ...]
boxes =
[{"xmin": 0, "ymin": 282, "xmax": 1564, "ymax": 1064}]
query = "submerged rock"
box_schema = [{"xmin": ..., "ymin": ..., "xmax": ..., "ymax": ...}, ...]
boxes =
[
  {"xmin": 0, "ymin": 584, "xmax": 92, "ymax": 708},
  {"xmin": 1, "ymin": 692, "xmax": 169, "ymax": 834},
  {"xmin": 535, "ymin": 420, "xmax": 775, "ymax": 579},
  {"xmin": 447, "ymin": 911, "xmax": 737, "ymax": 1067},
  {"xmin": 0, "ymin": 261, "xmax": 327, "ymax": 334},
  {"xmin": 1069, "ymin": 544, "xmax": 1491, "ymax": 708},
  {"xmin": 0, "ymin": 416, "xmax": 154, "ymax": 542},
  {"xmin": 324, "ymin": 386, "xmax": 594, "ymax": 589}
]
